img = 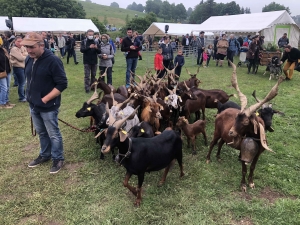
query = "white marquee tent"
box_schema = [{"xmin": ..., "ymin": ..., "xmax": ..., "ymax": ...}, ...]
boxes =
[
  {"xmin": 192, "ymin": 10, "xmax": 300, "ymax": 47},
  {"xmin": 0, "ymin": 16, "xmax": 9, "ymax": 32},
  {"xmin": 143, "ymin": 22, "xmax": 214, "ymax": 37},
  {"xmin": 12, "ymin": 17, "xmax": 99, "ymax": 33}
]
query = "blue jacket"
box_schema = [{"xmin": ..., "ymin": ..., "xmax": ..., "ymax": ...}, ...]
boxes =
[
  {"xmin": 25, "ymin": 49, "xmax": 68, "ymax": 112},
  {"xmin": 228, "ymin": 38, "xmax": 240, "ymax": 52},
  {"xmin": 161, "ymin": 43, "xmax": 174, "ymax": 60},
  {"xmin": 174, "ymin": 55, "xmax": 185, "ymax": 67},
  {"xmin": 109, "ymin": 39, "xmax": 116, "ymax": 53}
]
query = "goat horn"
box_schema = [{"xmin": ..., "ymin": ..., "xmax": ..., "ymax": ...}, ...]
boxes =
[
  {"xmin": 243, "ymin": 75, "xmax": 284, "ymax": 116},
  {"xmin": 259, "ymin": 122, "xmax": 275, "ymax": 153},
  {"xmin": 106, "ymin": 102, "xmax": 116, "ymax": 126},
  {"xmin": 113, "ymin": 106, "xmax": 140, "ymax": 130},
  {"xmin": 86, "ymin": 83, "xmax": 99, "ymax": 104},
  {"xmin": 153, "ymin": 88, "xmax": 159, "ymax": 103},
  {"xmin": 184, "ymin": 81, "xmax": 190, "ymax": 91},
  {"xmin": 166, "ymin": 87, "xmax": 173, "ymax": 95},
  {"xmin": 164, "ymin": 66, "xmax": 171, "ymax": 74},
  {"xmin": 196, "ymin": 67, "xmax": 200, "ymax": 75},
  {"xmin": 230, "ymin": 61, "xmax": 248, "ymax": 112},
  {"xmin": 115, "ymin": 93, "xmax": 134, "ymax": 110},
  {"xmin": 100, "ymin": 67, "xmax": 108, "ymax": 78},
  {"xmin": 252, "ymin": 90, "xmax": 261, "ymax": 103},
  {"xmin": 186, "ymin": 68, "xmax": 191, "ymax": 75},
  {"xmin": 110, "ymin": 91, "xmax": 118, "ymax": 106}
]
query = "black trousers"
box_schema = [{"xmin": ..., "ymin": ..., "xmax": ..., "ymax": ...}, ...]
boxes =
[
  {"xmin": 175, "ymin": 66, "xmax": 182, "ymax": 77},
  {"xmin": 227, "ymin": 50, "xmax": 235, "ymax": 65}
]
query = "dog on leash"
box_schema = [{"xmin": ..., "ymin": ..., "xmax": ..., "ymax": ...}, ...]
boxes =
[{"xmin": 263, "ymin": 56, "xmax": 282, "ymax": 80}]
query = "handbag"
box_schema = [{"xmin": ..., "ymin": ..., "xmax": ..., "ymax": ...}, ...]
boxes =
[{"xmin": 0, "ymin": 53, "xmax": 8, "ymax": 78}]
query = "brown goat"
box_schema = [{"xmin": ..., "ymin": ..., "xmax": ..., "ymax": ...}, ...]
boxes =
[
  {"xmin": 141, "ymin": 99, "xmax": 163, "ymax": 134},
  {"xmin": 176, "ymin": 116, "xmax": 208, "ymax": 155}
]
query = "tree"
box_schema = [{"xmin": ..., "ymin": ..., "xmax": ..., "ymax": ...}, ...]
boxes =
[
  {"xmin": 159, "ymin": 1, "xmax": 171, "ymax": 22},
  {"xmin": 110, "ymin": 2, "xmax": 119, "ymax": 8},
  {"xmin": 262, "ymin": 2, "xmax": 290, "ymax": 14},
  {"xmin": 187, "ymin": 7, "xmax": 193, "ymax": 17},
  {"xmin": 136, "ymin": 4, "xmax": 145, "ymax": 12},
  {"xmin": 90, "ymin": 17, "xmax": 106, "ymax": 34},
  {"xmin": 86, "ymin": 0, "xmax": 92, "ymax": 2},
  {"xmin": 240, "ymin": 7, "xmax": 245, "ymax": 14},
  {"xmin": 125, "ymin": 13, "xmax": 157, "ymax": 34},
  {"xmin": 145, "ymin": 0, "xmax": 162, "ymax": 15},
  {"xmin": 103, "ymin": 15, "xmax": 108, "ymax": 25},
  {"xmin": 220, "ymin": 1, "xmax": 241, "ymax": 16},
  {"xmin": 245, "ymin": 7, "xmax": 251, "ymax": 14},
  {"xmin": 174, "ymin": 4, "xmax": 187, "ymax": 22},
  {"xmin": 0, "ymin": 0, "xmax": 86, "ymax": 19}
]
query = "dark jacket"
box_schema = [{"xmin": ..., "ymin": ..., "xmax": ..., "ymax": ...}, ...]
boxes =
[
  {"xmin": 121, "ymin": 36, "xmax": 141, "ymax": 58},
  {"xmin": 80, "ymin": 38, "xmax": 101, "ymax": 64},
  {"xmin": 247, "ymin": 41, "xmax": 261, "ymax": 60},
  {"xmin": 281, "ymin": 48, "xmax": 300, "ymax": 63},
  {"xmin": 44, "ymin": 39, "xmax": 49, "ymax": 50},
  {"xmin": 278, "ymin": 37, "xmax": 289, "ymax": 48},
  {"xmin": 181, "ymin": 37, "xmax": 189, "ymax": 47},
  {"xmin": 174, "ymin": 55, "xmax": 185, "ymax": 67},
  {"xmin": 237, "ymin": 37, "xmax": 243, "ymax": 47},
  {"xmin": 66, "ymin": 37, "xmax": 76, "ymax": 50},
  {"xmin": 0, "ymin": 47, "xmax": 11, "ymax": 74},
  {"xmin": 25, "ymin": 49, "xmax": 68, "ymax": 112},
  {"xmin": 213, "ymin": 39, "xmax": 219, "ymax": 51},
  {"xmin": 161, "ymin": 43, "xmax": 174, "ymax": 61}
]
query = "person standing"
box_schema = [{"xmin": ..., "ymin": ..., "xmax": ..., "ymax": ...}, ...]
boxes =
[
  {"xmin": 181, "ymin": 34, "xmax": 190, "ymax": 57},
  {"xmin": 41, "ymin": 31, "xmax": 49, "ymax": 50},
  {"xmin": 216, "ymin": 34, "xmax": 229, "ymax": 67},
  {"xmin": 174, "ymin": 49, "xmax": 185, "ymax": 78},
  {"xmin": 278, "ymin": 33, "xmax": 289, "ymax": 48},
  {"xmin": 9, "ymin": 36, "xmax": 28, "ymax": 102},
  {"xmin": 21, "ymin": 32, "xmax": 68, "ymax": 173},
  {"xmin": 98, "ymin": 34, "xmax": 114, "ymax": 85},
  {"xmin": 154, "ymin": 47, "xmax": 164, "ymax": 78},
  {"xmin": 66, "ymin": 33, "xmax": 78, "ymax": 65},
  {"xmin": 227, "ymin": 34, "xmax": 240, "ymax": 66},
  {"xmin": 148, "ymin": 35, "xmax": 153, "ymax": 51},
  {"xmin": 213, "ymin": 36, "xmax": 219, "ymax": 60},
  {"xmin": 280, "ymin": 45, "xmax": 300, "ymax": 80},
  {"xmin": 0, "ymin": 45, "xmax": 14, "ymax": 109},
  {"xmin": 57, "ymin": 34, "xmax": 66, "ymax": 59},
  {"xmin": 80, "ymin": 29, "xmax": 100, "ymax": 93},
  {"xmin": 246, "ymin": 35, "xmax": 260, "ymax": 74},
  {"xmin": 196, "ymin": 31, "xmax": 205, "ymax": 65},
  {"xmin": 121, "ymin": 28, "xmax": 141, "ymax": 88},
  {"xmin": 161, "ymin": 37, "xmax": 174, "ymax": 76}
]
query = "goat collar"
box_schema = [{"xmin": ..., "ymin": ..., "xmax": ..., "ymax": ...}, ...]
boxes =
[
  {"xmin": 96, "ymin": 112, "xmax": 107, "ymax": 129},
  {"xmin": 118, "ymin": 138, "xmax": 132, "ymax": 165}
]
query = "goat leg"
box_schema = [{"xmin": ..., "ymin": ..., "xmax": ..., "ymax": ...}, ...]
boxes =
[
  {"xmin": 191, "ymin": 136, "xmax": 196, "ymax": 155},
  {"xmin": 241, "ymin": 161, "xmax": 247, "ymax": 192},
  {"xmin": 247, "ymin": 152, "xmax": 261, "ymax": 189},
  {"xmin": 202, "ymin": 131, "xmax": 208, "ymax": 146},
  {"xmin": 123, "ymin": 172, "xmax": 137, "ymax": 196},
  {"xmin": 158, "ymin": 159, "xmax": 175, "ymax": 187},
  {"xmin": 135, "ymin": 173, "xmax": 145, "ymax": 207},
  {"xmin": 216, "ymin": 139, "xmax": 225, "ymax": 162},
  {"xmin": 187, "ymin": 137, "xmax": 191, "ymax": 148},
  {"xmin": 206, "ymin": 136, "xmax": 220, "ymax": 164}
]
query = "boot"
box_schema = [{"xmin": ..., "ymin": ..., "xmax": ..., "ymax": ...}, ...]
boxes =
[
  {"xmin": 247, "ymin": 64, "xmax": 251, "ymax": 74},
  {"xmin": 251, "ymin": 64, "xmax": 256, "ymax": 74},
  {"xmin": 139, "ymin": 55, "xmax": 142, "ymax": 60}
]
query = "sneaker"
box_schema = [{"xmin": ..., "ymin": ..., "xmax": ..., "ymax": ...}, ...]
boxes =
[
  {"xmin": 75, "ymin": 62, "xmax": 79, "ymax": 65},
  {"xmin": 50, "ymin": 160, "xmax": 64, "ymax": 174},
  {"xmin": 28, "ymin": 155, "xmax": 50, "ymax": 167},
  {"xmin": 13, "ymin": 84, "xmax": 18, "ymax": 87},
  {"xmin": 19, "ymin": 99, "xmax": 27, "ymax": 102}
]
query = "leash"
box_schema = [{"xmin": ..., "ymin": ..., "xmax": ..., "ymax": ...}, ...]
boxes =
[{"xmin": 30, "ymin": 117, "xmax": 97, "ymax": 136}]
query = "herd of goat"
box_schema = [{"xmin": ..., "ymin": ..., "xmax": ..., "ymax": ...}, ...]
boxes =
[{"xmin": 75, "ymin": 63, "xmax": 284, "ymax": 206}]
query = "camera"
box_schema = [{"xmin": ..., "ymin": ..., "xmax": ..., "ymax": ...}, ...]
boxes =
[{"xmin": 165, "ymin": 25, "xmax": 169, "ymax": 34}]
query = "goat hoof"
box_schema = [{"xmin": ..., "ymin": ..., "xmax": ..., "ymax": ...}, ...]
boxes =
[
  {"xmin": 241, "ymin": 184, "xmax": 247, "ymax": 192},
  {"xmin": 100, "ymin": 153, "xmax": 104, "ymax": 160},
  {"xmin": 192, "ymin": 151, "xmax": 197, "ymax": 155},
  {"xmin": 249, "ymin": 182, "xmax": 255, "ymax": 189},
  {"xmin": 206, "ymin": 159, "xmax": 210, "ymax": 164},
  {"xmin": 134, "ymin": 199, "xmax": 141, "ymax": 207},
  {"xmin": 157, "ymin": 181, "xmax": 165, "ymax": 187}
]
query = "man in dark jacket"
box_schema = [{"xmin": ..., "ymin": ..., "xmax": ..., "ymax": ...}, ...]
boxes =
[
  {"xmin": 280, "ymin": 45, "xmax": 300, "ymax": 80},
  {"xmin": 121, "ymin": 27, "xmax": 141, "ymax": 88},
  {"xmin": 21, "ymin": 32, "xmax": 68, "ymax": 174},
  {"xmin": 196, "ymin": 31, "xmax": 205, "ymax": 65},
  {"xmin": 80, "ymin": 29, "xmax": 101, "ymax": 93},
  {"xmin": 181, "ymin": 34, "xmax": 190, "ymax": 57},
  {"xmin": 66, "ymin": 33, "xmax": 78, "ymax": 65},
  {"xmin": 278, "ymin": 33, "xmax": 289, "ymax": 48}
]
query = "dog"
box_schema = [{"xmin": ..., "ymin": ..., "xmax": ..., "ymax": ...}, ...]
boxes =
[{"xmin": 263, "ymin": 56, "xmax": 282, "ymax": 80}]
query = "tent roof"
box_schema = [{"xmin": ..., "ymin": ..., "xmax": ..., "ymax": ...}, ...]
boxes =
[
  {"xmin": 12, "ymin": 17, "xmax": 99, "ymax": 33},
  {"xmin": 143, "ymin": 22, "xmax": 214, "ymax": 36},
  {"xmin": 0, "ymin": 16, "xmax": 9, "ymax": 32},
  {"xmin": 193, "ymin": 10, "xmax": 298, "ymax": 33}
]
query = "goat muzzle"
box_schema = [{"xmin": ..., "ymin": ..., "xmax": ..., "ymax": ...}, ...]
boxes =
[
  {"xmin": 228, "ymin": 128, "xmax": 237, "ymax": 137},
  {"xmin": 101, "ymin": 145, "xmax": 111, "ymax": 154}
]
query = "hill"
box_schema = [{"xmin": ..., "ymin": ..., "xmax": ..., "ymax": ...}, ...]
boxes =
[{"xmin": 80, "ymin": 1, "xmax": 146, "ymax": 28}]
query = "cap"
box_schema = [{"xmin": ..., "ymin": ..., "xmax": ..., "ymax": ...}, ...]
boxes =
[
  {"xmin": 253, "ymin": 35, "xmax": 259, "ymax": 39},
  {"xmin": 20, "ymin": 32, "xmax": 43, "ymax": 46}
]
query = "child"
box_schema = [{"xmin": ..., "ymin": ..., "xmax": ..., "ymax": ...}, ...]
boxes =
[
  {"xmin": 202, "ymin": 48, "xmax": 208, "ymax": 68},
  {"xmin": 133, "ymin": 31, "xmax": 143, "ymax": 60},
  {"xmin": 154, "ymin": 47, "xmax": 164, "ymax": 78},
  {"xmin": 174, "ymin": 49, "xmax": 185, "ymax": 78},
  {"xmin": 206, "ymin": 45, "xmax": 213, "ymax": 67}
]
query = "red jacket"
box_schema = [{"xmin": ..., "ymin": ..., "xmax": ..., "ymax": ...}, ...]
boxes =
[{"xmin": 154, "ymin": 53, "xmax": 164, "ymax": 70}]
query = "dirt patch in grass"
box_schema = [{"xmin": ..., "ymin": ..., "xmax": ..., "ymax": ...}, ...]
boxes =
[
  {"xmin": 258, "ymin": 186, "xmax": 297, "ymax": 204},
  {"xmin": 64, "ymin": 162, "xmax": 84, "ymax": 191},
  {"xmin": 19, "ymin": 215, "xmax": 63, "ymax": 225},
  {"xmin": 23, "ymin": 143, "xmax": 38, "ymax": 153},
  {"xmin": 0, "ymin": 194, "xmax": 14, "ymax": 201},
  {"xmin": 64, "ymin": 162, "xmax": 84, "ymax": 173},
  {"xmin": 231, "ymin": 217, "xmax": 254, "ymax": 225},
  {"xmin": 232, "ymin": 191, "xmax": 253, "ymax": 202}
]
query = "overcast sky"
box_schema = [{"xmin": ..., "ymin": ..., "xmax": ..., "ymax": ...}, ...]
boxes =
[{"xmin": 95, "ymin": 0, "xmax": 300, "ymax": 16}]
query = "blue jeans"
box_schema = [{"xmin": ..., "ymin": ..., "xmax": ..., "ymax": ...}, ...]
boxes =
[
  {"xmin": 30, "ymin": 108, "xmax": 64, "ymax": 161},
  {"xmin": 59, "ymin": 47, "xmax": 65, "ymax": 57},
  {"xmin": 0, "ymin": 73, "xmax": 11, "ymax": 105},
  {"xmin": 197, "ymin": 49, "xmax": 204, "ymax": 65},
  {"xmin": 126, "ymin": 57, "xmax": 138, "ymax": 85},
  {"xmin": 13, "ymin": 67, "xmax": 26, "ymax": 101}
]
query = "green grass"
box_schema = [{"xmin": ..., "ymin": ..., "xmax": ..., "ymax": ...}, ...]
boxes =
[
  {"xmin": 0, "ymin": 51, "xmax": 300, "ymax": 225},
  {"xmin": 81, "ymin": 1, "xmax": 146, "ymax": 28}
]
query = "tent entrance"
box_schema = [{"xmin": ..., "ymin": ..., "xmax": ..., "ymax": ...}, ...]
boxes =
[{"xmin": 273, "ymin": 25, "xmax": 291, "ymax": 45}]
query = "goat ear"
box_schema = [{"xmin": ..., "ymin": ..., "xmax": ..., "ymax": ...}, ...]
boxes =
[{"xmin": 119, "ymin": 130, "xmax": 128, "ymax": 142}]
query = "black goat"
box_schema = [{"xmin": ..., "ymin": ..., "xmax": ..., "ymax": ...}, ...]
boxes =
[
  {"xmin": 101, "ymin": 105, "xmax": 184, "ymax": 206},
  {"xmin": 217, "ymin": 100, "xmax": 241, "ymax": 114},
  {"xmin": 128, "ymin": 121, "xmax": 154, "ymax": 138}
]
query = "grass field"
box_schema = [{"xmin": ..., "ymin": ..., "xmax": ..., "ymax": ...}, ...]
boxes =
[
  {"xmin": 81, "ymin": 1, "xmax": 146, "ymax": 28},
  {"xmin": 0, "ymin": 50, "xmax": 300, "ymax": 225}
]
